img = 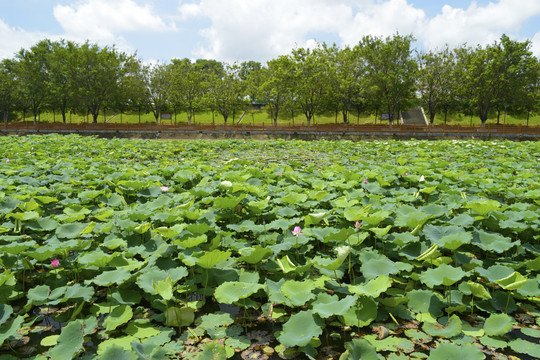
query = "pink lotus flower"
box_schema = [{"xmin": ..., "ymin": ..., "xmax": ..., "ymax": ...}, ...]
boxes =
[
  {"xmin": 291, "ymin": 226, "xmax": 303, "ymax": 236},
  {"xmin": 160, "ymin": 186, "xmax": 169, "ymax": 192},
  {"xmin": 404, "ymin": 173, "xmax": 408, "ymax": 176},
  {"xmin": 364, "ymin": 179, "xmax": 368, "ymax": 184},
  {"xmin": 51, "ymin": 259, "xmax": 60, "ymax": 268},
  {"xmin": 354, "ymin": 220, "xmax": 361, "ymax": 229},
  {"xmin": 278, "ymin": 172, "xmax": 282, "ymax": 177},
  {"xmin": 5, "ymin": 158, "xmax": 9, "ymax": 162}
]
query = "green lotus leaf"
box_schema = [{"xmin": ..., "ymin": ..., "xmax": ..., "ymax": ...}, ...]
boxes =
[
  {"xmin": 390, "ymin": 232, "xmax": 419, "ymax": 247},
  {"xmin": 483, "ymin": 313, "xmax": 515, "ymax": 336},
  {"xmin": 0, "ymin": 240, "xmax": 37, "ymax": 255},
  {"xmin": 198, "ymin": 341, "xmax": 228, "ymax": 360},
  {"xmin": 448, "ymin": 214, "xmax": 475, "ymax": 227},
  {"xmin": 97, "ymin": 336, "xmax": 137, "ymax": 356},
  {"xmin": 239, "ymin": 246, "xmax": 273, "ymax": 264},
  {"xmin": 25, "ymin": 216, "xmax": 59, "ymax": 231},
  {"xmin": 281, "ymin": 279, "xmax": 317, "ymax": 307},
  {"xmin": 48, "ymin": 320, "xmax": 84, "ymax": 360},
  {"xmin": 427, "ymin": 342, "xmax": 485, "ymax": 360},
  {"xmin": 0, "ymin": 304, "xmax": 13, "ymax": 326},
  {"xmin": 407, "ymin": 289, "xmax": 444, "ymax": 316},
  {"xmin": 466, "ymin": 281, "xmax": 492, "ymax": 300},
  {"xmin": 363, "ymin": 210, "xmax": 392, "ymax": 226},
  {"xmin": 364, "ymin": 334, "xmax": 415, "ymax": 353},
  {"xmin": 311, "ymin": 293, "xmax": 357, "ymax": 318},
  {"xmin": 313, "ymin": 246, "xmax": 351, "ymax": 271},
  {"xmin": 136, "ymin": 267, "xmax": 187, "ymax": 295},
  {"xmin": 304, "ymin": 212, "xmax": 327, "ymax": 227},
  {"xmin": 0, "ymin": 315, "xmax": 23, "ymax": 346},
  {"xmin": 174, "ymin": 234, "xmax": 207, "ymax": 248},
  {"xmin": 277, "ymin": 310, "xmax": 323, "ymax": 348},
  {"xmin": 165, "ymin": 307, "xmax": 194, "ymax": 327},
  {"xmin": 521, "ymin": 327, "xmax": 540, "ymax": 338},
  {"xmin": 197, "ymin": 250, "xmax": 232, "ymax": 269},
  {"xmin": 479, "ymin": 336, "xmax": 509, "ymax": 349},
  {"xmin": 342, "ymin": 339, "xmax": 378, "ymax": 360},
  {"xmin": 198, "ymin": 312, "xmax": 235, "ymax": 329},
  {"xmin": 343, "ymin": 206, "xmax": 371, "ymax": 221},
  {"xmin": 91, "ymin": 268, "xmax": 132, "ymax": 287},
  {"xmin": 281, "ymin": 192, "xmax": 308, "ymax": 205},
  {"xmin": 476, "ymin": 264, "xmax": 514, "ymax": 282},
  {"xmin": 509, "ymin": 339, "xmax": 540, "ymax": 358},
  {"xmin": 56, "ymin": 221, "xmax": 95, "ymax": 239},
  {"xmin": 517, "ymin": 279, "xmax": 540, "ymax": 297},
  {"xmin": 103, "ymin": 305, "xmax": 133, "ymax": 332},
  {"xmin": 100, "ymin": 345, "xmax": 133, "ymax": 360},
  {"xmin": 465, "ymin": 199, "xmax": 502, "ymax": 215},
  {"xmin": 152, "ymin": 276, "xmax": 173, "ymax": 300},
  {"xmin": 214, "ymin": 195, "xmax": 244, "ymax": 209},
  {"xmin": 419, "ymin": 264, "xmax": 467, "ymax": 288},
  {"xmin": 63, "ymin": 284, "xmax": 95, "ymax": 302},
  {"xmin": 423, "ymin": 225, "xmax": 471, "ymax": 250},
  {"xmin": 423, "ymin": 315, "xmax": 462, "ymax": 338},
  {"xmin": 349, "ymin": 275, "xmax": 392, "ymax": 298},
  {"xmin": 78, "ymin": 249, "xmax": 117, "ymax": 268},
  {"xmin": 214, "ymin": 281, "xmax": 264, "ymax": 304},
  {"xmin": 395, "ymin": 205, "xmax": 432, "ymax": 228},
  {"xmin": 339, "ymin": 295, "xmax": 377, "ymax": 327},
  {"xmin": 495, "ymin": 271, "xmax": 527, "ymax": 290},
  {"xmin": 124, "ymin": 319, "xmax": 162, "ymax": 339},
  {"xmin": 360, "ymin": 256, "xmax": 399, "ymax": 280},
  {"xmin": 28, "ymin": 284, "xmax": 66, "ymax": 305},
  {"xmin": 473, "ymin": 230, "xmax": 516, "ymax": 253}
]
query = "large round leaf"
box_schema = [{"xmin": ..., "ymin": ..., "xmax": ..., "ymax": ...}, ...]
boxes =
[
  {"xmin": 48, "ymin": 320, "xmax": 84, "ymax": 360},
  {"xmin": 483, "ymin": 313, "xmax": 515, "ymax": 336},
  {"xmin": 277, "ymin": 310, "xmax": 323, "ymax": 347},
  {"xmin": 419, "ymin": 264, "xmax": 467, "ymax": 288},
  {"xmin": 213, "ymin": 281, "xmax": 264, "ymax": 304},
  {"xmin": 427, "ymin": 342, "xmax": 485, "ymax": 360}
]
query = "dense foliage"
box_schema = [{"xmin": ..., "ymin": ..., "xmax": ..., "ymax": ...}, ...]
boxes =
[
  {"xmin": 0, "ymin": 134, "xmax": 539, "ymax": 359},
  {"xmin": 1, "ymin": 34, "xmax": 539, "ymax": 126}
]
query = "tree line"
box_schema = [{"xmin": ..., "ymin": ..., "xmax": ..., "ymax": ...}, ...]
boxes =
[{"xmin": 1, "ymin": 34, "xmax": 539, "ymax": 126}]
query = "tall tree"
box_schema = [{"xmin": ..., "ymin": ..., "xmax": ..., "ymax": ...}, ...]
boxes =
[
  {"xmin": 360, "ymin": 34, "xmax": 417, "ymax": 124},
  {"xmin": 71, "ymin": 42, "xmax": 137, "ymax": 123},
  {"xmin": 0, "ymin": 59, "xmax": 17, "ymax": 123},
  {"xmin": 47, "ymin": 40, "xmax": 78, "ymax": 123},
  {"xmin": 169, "ymin": 58, "xmax": 207, "ymax": 125},
  {"xmin": 261, "ymin": 55, "xmax": 294, "ymax": 126},
  {"xmin": 14, "ymin": 39, "xmax": 53, "ymax": 122},
  {"xmin": 416, "ymin": 46, "xmax": 456, "ymax": 124},
  {"xmin": 290, "ymin": 45, "xmax": 330, "ymax": 126},
  {"xmin": 210, "ymin": 63, "xmax": 247, "ymax": 124},
  {"xmin": 142, "ymin": 63, "xmax": 171, "ymax": 124}
]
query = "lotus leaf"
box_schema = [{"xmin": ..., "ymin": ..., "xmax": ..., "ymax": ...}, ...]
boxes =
[
  {"xmin": 419, "ymin": 264, "xmax": 467, "ymax": 288},
  {"xmin": 475, "ymin": 264, "xmax": 514, "ymax": 282},
  {"xmin": 473, "ymin": 230, "xmax": 516, "ymax": 253},
  {"xmin": 0, "ymin": 304, "xmax": 13, "ymax": 326},
  {"xmin": 495, "ymin": 271, "xmax": 527, "ymax": 290},
  {"xmin": 423, "ymin": 314, "xmax": 462, "ymax": 338},
  {"xmin": 48, "ymin": 320, "xmax": 84, "ymax": 360},
  {"xmin": 483, "ymin": 313, "xmax": 515, "ymax": 336},
  {"xmin": 360, "ymin": 256, "xmax": 399, "ymax": 280},
  {"xmin": 56, "ymin": 221, "xmax": 95, "ymax": 239},
  {"xmin": 407, "ymin": 289, "xmax": 444, "ymax": 316},
  {"xmin": 92, "ymin": 268, "xmax": 132, "ymax": 287},
  {"xmin": 311, "ymin": 293, "xmax": 357, "ymax": 318},
  {"xmin": 197, "ymin": 250, "xmax": 232, "ymax": 269},
  {"xmin": 277, "ymin": 310, "xmax": 323, "ymax": 347},
  {"xmin": 349, "ymin": 275, "xmax": 392, "ymax": 298},
  {"xmin": 341, "ymin": 339, "xmax": 378, "ymax": 360},
  {"xmin": 339, "ymin": 295, "xmax": 377, "ymax": 327},
  {"xmin": 509, "ymin": 339, "xmax": 540, "ymax": 358},
  {"xmin": 213, "ymin": 281, "xmax": 264, "ymax": 304},
  {"xmin": 281, "ymin": 279, "xmax": 317, "ymax": 307},
  {"xmin": 395, "ymin": 205, "xmax": 432, "ymax": 228},
  {"xmin": 239, "ymin": 246, "xmax": 272, "ymax": 264},
  {"xmin": 427, "ymin": 342, "xmax": 485, "ymax": 360},
  {"xmin": 465, "ymin": 199, "xmax": 502, "ymax": 215},
  {"xmin": 364, "ymin": 334, "xmax": 415, "ymax": 353},
  {"xmin": 198, "ymin": 341, "xmax": 228, "ymax": 360},
  {"xmin": 0, "ymin": 315, "xmax": 23, "ymax": 346}
]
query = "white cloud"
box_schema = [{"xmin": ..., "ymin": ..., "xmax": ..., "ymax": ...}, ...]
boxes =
[
  {"xmin": 0, "ymin": 19, "xmax": 52, "ymax": 59},
  {"xmin": 178, "ymin": 0, "xmax": 355, "ymax": 61},
  {"xmin": 531, "ymin": 32, "xmax": 540, "ymax": 58},
  {"xmin": 53, "ymin": 0, "xmax": 176, "ymax": 45},
  {"xmin": 421, "ymin": 0, "xmax": 540, "ymax": 48},
  {"xmin": 177, "ymin": 0, "xmax": 540, "ymax": 62}
]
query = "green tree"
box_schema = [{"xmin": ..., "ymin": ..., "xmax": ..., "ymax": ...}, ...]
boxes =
[
  {"xmin": 47, "ymin": 40, "xmax": 78, "ymax": 123},
  {"xmin": 290, "ymin": 45, "xmax": 331, "ymax": 126},
  {"xmin": 416, "ymin": 46, "xmax": 456, "ymax": 124},
  {"xmin": 325, "ymin": 44, "xmax": 366, "ymax": 124},
  {"xmin": 261, "ymin": 55, "xmax": 294, "ymax": 126},
  {"xmin": 142, "ymin": 63, "xmax": 171, "ymax": 124},
  {"xmin": 0, "ymin": 59, "xmax": 17, "ymax": 123},
  {"xmin": 70, "ymin": 42, "xmax": 138, "ymax": 123},
  {"xmin": 210, "ymin": 63, "xmax": 247, "ymax": 124},
  {"xmin": 169, "ymin": 59, "xmax": 206, "ymax": 125},
  {"xmin": 14, "ymin": 39, "xmax": 53, "ymax": 123},
  {"xmin": 360, "ymin": 34, "xmax": 417, "ymax": 124}
]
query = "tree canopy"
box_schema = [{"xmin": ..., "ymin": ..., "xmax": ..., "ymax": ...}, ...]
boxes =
[{"xmin": 1, "ymin": 34, "xmax": 538, "ymax": 126}]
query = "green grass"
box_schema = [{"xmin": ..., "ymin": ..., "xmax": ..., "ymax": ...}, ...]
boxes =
[{"xmin": 18, "ymin": 108, "xmax": 540, "ymax": 126}]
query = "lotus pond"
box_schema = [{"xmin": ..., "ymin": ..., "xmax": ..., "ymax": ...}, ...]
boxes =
[{"xmin": 0, "ymin": 134, "xmax": 539, "ymax": 360}]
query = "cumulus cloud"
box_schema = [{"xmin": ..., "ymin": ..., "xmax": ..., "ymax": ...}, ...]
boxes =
[
  {"xmin": 0, "ymin": 19, "xmax": 52, "ymax": 59},
  {"xmin": 421, "ymin": 0, "xmax": 540, "ymax": 48},
  {"xmin": 177, "ymin": 0, "xmax": 540, "ymax": 61},
  {"xmin": 53, "ymin": 0, "xmax": 176, "ymax": 44}
]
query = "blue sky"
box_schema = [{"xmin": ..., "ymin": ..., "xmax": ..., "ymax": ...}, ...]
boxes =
[{"xmin": 1, "ymin": 0, "xmax": 539, "ymax": 63}]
